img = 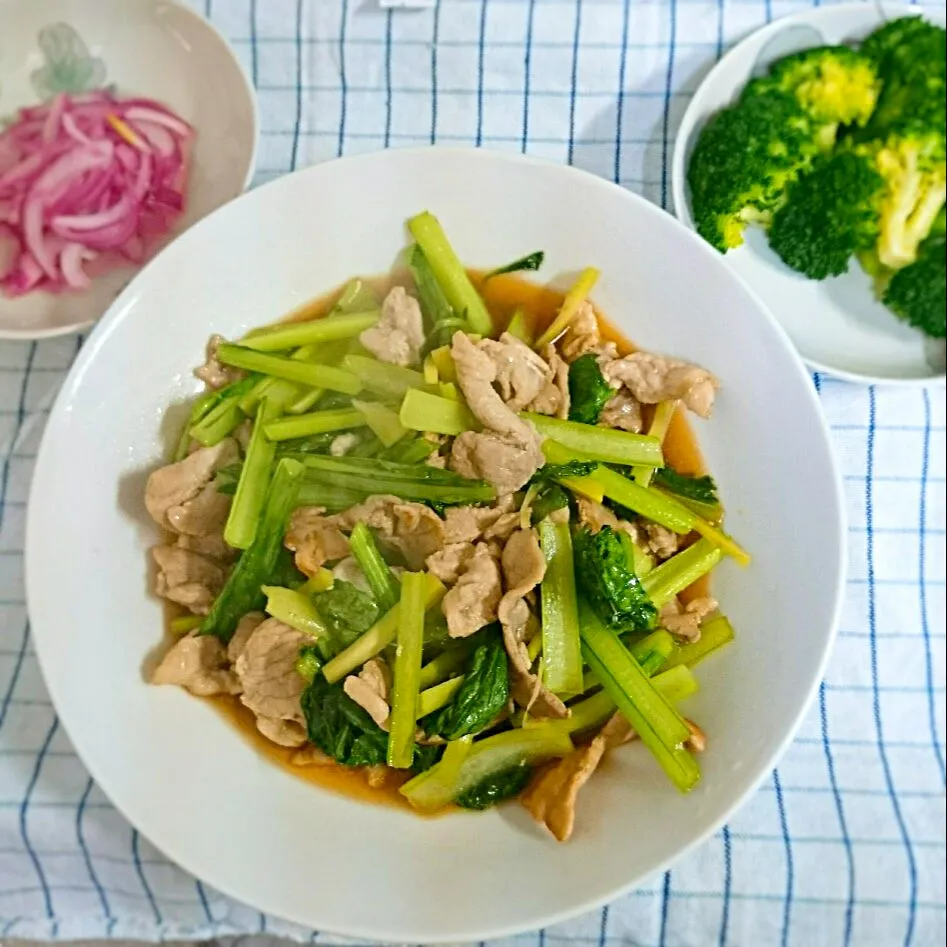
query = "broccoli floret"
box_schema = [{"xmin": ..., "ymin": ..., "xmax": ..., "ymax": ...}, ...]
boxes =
[
  {"xmin": 760, "ymin": 46, "xmax": 881, "ymax": 140},
  {"xmin": 865, "ymin": 130, "xmax": 946, "ymax": 271},
  {"xmin": 768, "ymin": 150, "xmax": 885, "ymax": 279},
  {"xmin": 861, "ymin": 16, "xmax": 935, "ymax": 64},
  {"xmin": 567, "ymin": 354, "xmax": 614, "ymax": 424},
  {"xmin": 883, "ymin": 233, "xmax": 946, "ymax": 338},
  {"xmin": 687, "ymin": 86, "xmax": 820, "ymax": 252},
  {"xmin": 573, "ymin": 525, "xmax": 657, "ymax": 633},
  {"xmin": 860, "ymin": 19, "xmax": 946, "ymax": 140}
]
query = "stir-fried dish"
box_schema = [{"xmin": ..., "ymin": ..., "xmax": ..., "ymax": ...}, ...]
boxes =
[{"xmin": 145, "ymin": 212, "xmax": 749, "ymax": 841}]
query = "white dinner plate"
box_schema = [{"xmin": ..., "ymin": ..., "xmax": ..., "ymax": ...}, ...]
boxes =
[
  {"xmin": 671, "ymin": 2, "xmax": 946, "ymax": 386},
  {"xmin": 26, "ymin": 148, "xmax": 845, "ymax": 942}
]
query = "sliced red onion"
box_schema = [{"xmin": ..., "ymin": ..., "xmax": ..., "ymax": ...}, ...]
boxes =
[{"xmin": 0, "ymin": 91, "xmax": 192, "ymax": 297}]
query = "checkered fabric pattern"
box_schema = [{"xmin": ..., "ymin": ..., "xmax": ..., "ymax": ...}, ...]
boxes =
[{"xmin": 1, "ymin": 1, "xmax": 944, "ymax": 944}]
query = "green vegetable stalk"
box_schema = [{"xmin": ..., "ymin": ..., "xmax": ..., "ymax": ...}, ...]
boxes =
[
  {"xmin": 189, "ymin": 376, "xmax": 259, "ymax": 447},
  {"xmin": 400, "ymin": 387, "xmax": 478, "ymax": 436},
  {"xmin": 343, "ymin": 353, "xmax": 425, "ymax": 398},
  {"xmin": 263, "ymin": 408, "xmax": 365, "ymax": 442},
  {"xmin": 224, "ymin": 397, "xmax": 278, "ymax": 549},
  {"xmin": 400, "ymin": 725, "xmax": 573, "ymax": 812},
  {"xmin": 262, "ymin": 585, "xmax": 332, "ymax": 655},
  {"xmin": 217, "ymin": 344, "xmax": 362, "ymax": 396},
  {"xmin": 388, "ymin": 572, "xmax": 427, "ymax": 768},
  {"xmin": 641, "ymin": 538, "xmax": 723, "ymax": 607},
  {"xmin": 348, "ymin": 522, "xmax": 400, "ymax": 613},
  {"xmin": 416, "ymin": 675, "xmax": 465, "ymax": 718},
  {"xmin": 322, "ymin": 574, "xmax": 445, "ymax": 682},
  {"xmin": 531, "ymin": 419, "xmax": 664, "ymax": 467},
  {"xmin": 200, "ymin": 458, "xmax": 304, "ymax": 642},
  {"xmin": 664, "ymin": 614, "xmax": 736, "ymax": 669},
  {"xmin": 239, "ymin": 311, "xmax": 380, "ymax": 353},
  {"xmin": 353, "ymin": 400, "xmax": 408, "ymax": 447},
  {"xmin": 538, "ymin": 518, "xmax": 584, "ymax": 696},
  {"xmin": 407, "ymin": 212, "xmax": 494, "ymax": 336},
  {"xmin": 579, "ymin": 599, "xmax": 700, "ymax": 792},
  {"xmin": 631, "ymin": 401, "xmax": 676, "ymax": 486},
  {"xmin": 592, "ymin": 465, "xmax": 750, "ymax": 565},
  {"xmin": 173, "ymin": 389, "xmax": 218, "ymax": 460},
  {"xmin": 293, "ymin": 453, "xmax": 495, "ymax": 505},
  {"xmin": 418, "ymin": 638, "xmax": 479, "ymax": 689}
]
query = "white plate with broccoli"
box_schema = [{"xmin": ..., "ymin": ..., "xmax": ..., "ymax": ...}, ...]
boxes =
[{"xmin": 672, "ymin": 2, "xmax": 946, "ymax": 386}]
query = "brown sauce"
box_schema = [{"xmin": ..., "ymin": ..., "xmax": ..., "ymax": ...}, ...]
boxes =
[{"xmin": 204, "ymin": 270, "xmax": 712, "ymax": 805}]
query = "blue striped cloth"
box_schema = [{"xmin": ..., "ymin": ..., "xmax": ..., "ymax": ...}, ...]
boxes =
[{"xmin": 1, "ymin": 1, "xmax": 944, "ymax": 943}]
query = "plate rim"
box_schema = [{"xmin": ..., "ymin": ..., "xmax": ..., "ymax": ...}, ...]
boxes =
[
  {"xmin": 26, "ymin": 145, "xmax": 848, "ymax": 943},
  {"xmin": 0, "ymin": 0, "xmax": 260, "ymax": 342},
  {"xmin": 669, "ymin": 0, "xmax": 946, "ymax": 389}
]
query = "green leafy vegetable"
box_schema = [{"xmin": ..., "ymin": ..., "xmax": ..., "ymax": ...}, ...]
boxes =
[
  {"xmin": 225, "ymin": 396, "xmax": 279, "ymax": 549},
  {"xmin": 567, "ymin": 353, "xmax": 614, "ymax": 425},
  {"xmin": 456, "ymin": 763, "xmax": 532, "ymax": 810},
  {"xmin": 313, "ymin": 580, "xmax": 380, "ymax": 648},
  {"xmin": 406, "ymin": 212, "xmax": 494, "ymax": 336},
  {"xmin": 580, "ymin": 600, "xmax": 700, "ymax": 792},
  {"xmin": 295, "ymin": 644, "xmax": 322, "ymax": 683},
  {"xmin": 529, "ymin": 416, "xmax": 664, "ymax": 467},
  {"xmin": 388, "ymin": 572, "xmax": 428, "ymax": 768},
  {"xmin": 484, "ymin": 251, "xmax": 545, "ymax": 280},
  {"xmin": 652, "ymin": 468, "xmax": 723, "ymax": 520},
  {"xmin": 539, "ymin": 518, "xmax": 584, "ymax": 696},
  {"xmin": 300, "ymin": 673, "xmax": 438, "ymax": 770},
  {"xmin": 217, "ymin": 344, "xmax": 362, "ymax": 396},
  {"xmin": 301, "ymin": 674, "xmax": 390, "ymax": 766},
  {"xmin": 348, "ymin": 523, "xmax": 400, "ymax": 613},
  {"xmin": 422, "ymin": 628, "xmax": 509, "ymax": 740},
  {"xmin": 573, "ymin": 525, "xmax": 658, "ymax": 633},
  {"xmin": 200, "ymin": 458, "xmax": 303, "ymax": 642},
  {"xmin": 529, "ymin": 483, "xmax": 570, "ymax": 525},
  {"xmin": 409, "ymin": 243, "xmax": 456, "ymax": 331},
  {"xmin": 239, "ymin": 311, "xmax": 380, "ymax": 353}
]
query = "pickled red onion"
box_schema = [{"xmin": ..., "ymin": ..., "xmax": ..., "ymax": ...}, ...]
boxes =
[{"xmin": 0, "ymin": 90, "xmax": 192, "ymax": 297}]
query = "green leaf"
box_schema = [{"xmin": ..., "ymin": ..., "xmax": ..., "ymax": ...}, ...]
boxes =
[
  {"xmin": 313, "ymin": 580, "xmax": 380, "ymax": 647},
  {"xmin": 484, "ymin": 251, "xmax": 545, "ymax": 280},
  {"xmin": 653, "ymin": 467, "xmax": 720, "ymax": 507},
  {"xmin": 422, "ymin": 627, "xmax": 509, "ymax": 740},
  {"xmin": 300, "ymin": 673, "xmax": 439, "ymax": 771},
  {"xmin": 455, "ymin": 762, "xmax": 532, "ymax": 809},
  {"xmin": 573, "ymin": 525, "xmax": 658, "ymax": 633},
  {"xmin": 567, "ymin": 353, "xmax": 614, "ymax": 425}
]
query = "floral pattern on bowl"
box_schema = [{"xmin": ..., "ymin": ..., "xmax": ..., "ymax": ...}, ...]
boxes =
[{"xmin": 31, "ymin": 22, "xmax": 108, "ymax": 98}]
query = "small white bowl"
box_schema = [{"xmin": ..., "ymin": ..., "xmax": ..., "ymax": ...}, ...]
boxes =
[
  {"xmin": 0, "ymin": 0, "xmax": 257, "ymax": 340},
  {"xmin": 26, "ymin": 148, "xmax": 846, "ymax": 943},
  {"xmin": 671, "ymin": 2, "xmax": 946, "ymax": 387}
]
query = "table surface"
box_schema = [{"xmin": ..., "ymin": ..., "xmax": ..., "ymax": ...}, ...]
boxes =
[{"xmin": 0, "ymin": 1, "xmax": 944, "ymax": 945}]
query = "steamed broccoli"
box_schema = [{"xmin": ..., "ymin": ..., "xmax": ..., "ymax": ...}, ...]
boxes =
[
  {"xmin": 567, "ymin": 354, "xmax": 614, "ymax": 424},
  {"xmin": 687, "ymin": 86, "xmax": 820, "ymax": 252},
  {"xmin": 860, "ymin": 18, "xmax": 946, "ymax": 140},
  {"xmin": 863, "ymin": 130, "xmax": 946, "ymax": 271},
  {"xmin": 752, "ymin": 46, "xmax": 880, "ymax": 144},
  {"xmin": 573, "ymin": 525, "xmax": 657, "ymax": 633},
  {"xmin": 768, "ymin": 150, "xmax": 885, "ymax": 279},
  {"xmin": 883, "ymin": 232, "xmax": 946, "ymax": 338}
]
